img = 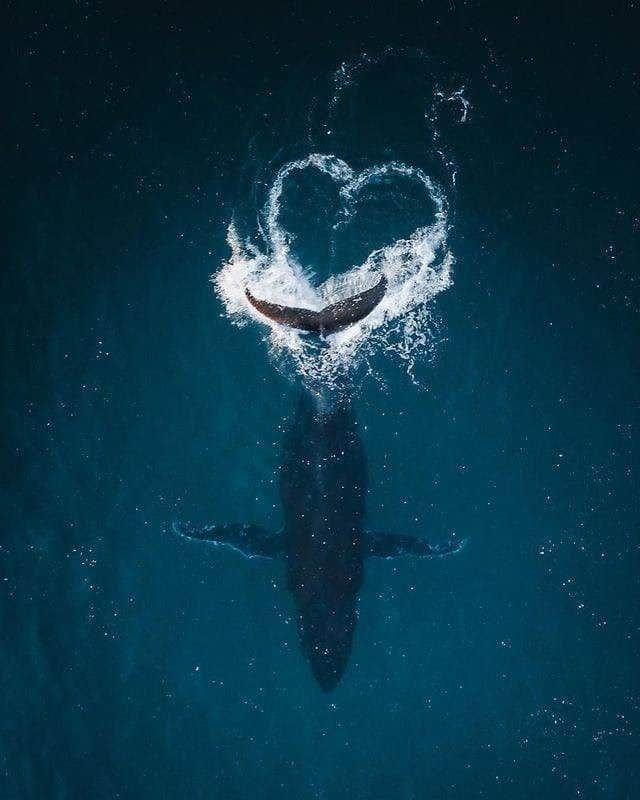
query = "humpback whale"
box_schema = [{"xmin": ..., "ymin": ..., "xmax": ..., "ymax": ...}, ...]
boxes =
[
  {"xmin": 245, "ymin": 274, "xmax": 388, "ymax": 335},
  {"xmin": 173, "ymin": 392, "xmax": 465, "ymax": 690}
]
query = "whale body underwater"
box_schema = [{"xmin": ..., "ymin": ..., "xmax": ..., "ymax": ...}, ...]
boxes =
[{"xmin": 173, "ymin": 276, "xmax": 465, "ymax": 690}]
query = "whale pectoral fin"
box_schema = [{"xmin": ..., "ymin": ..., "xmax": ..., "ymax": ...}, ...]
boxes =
[
  {"xmin": 365, "ymin": 531, "xmax": 467, "ymax": 559},
  {"xmin": 172, "ymin": 521, "xmax": 283, "ymax": 559}
]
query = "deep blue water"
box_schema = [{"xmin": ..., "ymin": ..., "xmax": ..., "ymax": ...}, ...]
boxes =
[{"xmin": 3, "ymin": 3, "xmax": 640, "ymax": 798}]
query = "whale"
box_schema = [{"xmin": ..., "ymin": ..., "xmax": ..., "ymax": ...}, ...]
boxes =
[
  {"xmin": 245, "ymin": 274, "xmax": 388, "ymax": 335},
  {"xmin": 173, "ymin": 390, "xmax": 465, "ymax": 691}
]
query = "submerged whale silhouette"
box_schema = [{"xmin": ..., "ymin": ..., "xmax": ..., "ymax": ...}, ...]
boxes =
[
  {"xmin": 173, "ymin": 391, "xmax": 465, "ymax": 690},
  {"xmin": 245, "ymin": 274, "xmax": 388, "ymax": 335}
]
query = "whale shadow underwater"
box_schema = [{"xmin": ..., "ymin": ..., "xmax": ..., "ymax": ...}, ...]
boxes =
[{"xmin": 173, "ymin": 277, "xmax": 465, "ymax": 690}]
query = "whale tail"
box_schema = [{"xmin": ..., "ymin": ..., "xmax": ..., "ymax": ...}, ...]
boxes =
[{"xmin": 245, "ymin": 275, "xmax": 387, "ymax": 335}]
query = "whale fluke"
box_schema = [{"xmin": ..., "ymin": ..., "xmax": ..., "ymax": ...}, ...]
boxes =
[{"xmin": 245, "ymin": 275, "xmax": 387, "ymax": 335}]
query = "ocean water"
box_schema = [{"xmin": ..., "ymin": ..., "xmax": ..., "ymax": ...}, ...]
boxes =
[{"xmin": 3, "ymin": 3, "xmax": 639, "ymax": 798}]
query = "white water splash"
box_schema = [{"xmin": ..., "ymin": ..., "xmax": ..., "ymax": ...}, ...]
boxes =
[
  {"xmin": 214, "ymin": 153, "xmax": 453, "ymax": 388},
  {"xmin": 426, "ymin": 85, "xmax": 471, "ymax": 186},
  {"xmin": 435, "ymin": 87, "xmax": 471, "ymax": 123}
]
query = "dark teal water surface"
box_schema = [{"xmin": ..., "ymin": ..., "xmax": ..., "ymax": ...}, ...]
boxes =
[{"xmin": 3, "ymin": 3, "xmax": 639, "ymax": 798}]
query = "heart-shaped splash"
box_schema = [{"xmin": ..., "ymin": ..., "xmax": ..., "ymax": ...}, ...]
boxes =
[
  {"xmin": 215, "ymin": 153, "xmax": 453, "ymax": 387},
  {"xmin": 274, "ymin": 158, "xmax": 441, "ymax": 285}
]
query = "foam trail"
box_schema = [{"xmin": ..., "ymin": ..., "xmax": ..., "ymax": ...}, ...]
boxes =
[{"xmin": 215, "ymin": 153, "xmax": 453, "ymax": 388}]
